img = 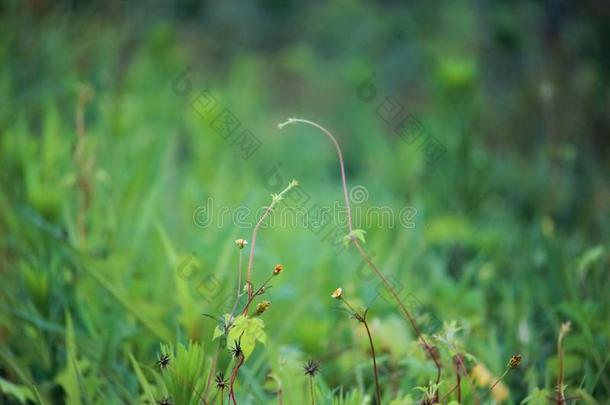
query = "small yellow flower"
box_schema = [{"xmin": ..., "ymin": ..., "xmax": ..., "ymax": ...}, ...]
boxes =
[
  {"xmin": 235, "ymin": 239, "xmax": 248, "ymax": 249},
  {"xmin": 331, "ymin": 287, "xmax": 343, "ymax": 299},
  {"xmin": 273, "ymin": 264, "xmax": 283, "ymax": 275},
  {"xmin": 255, "ymin": 300, "xmax": 271, "ymax": 316}
]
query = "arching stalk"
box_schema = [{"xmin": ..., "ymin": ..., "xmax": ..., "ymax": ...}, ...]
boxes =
[{"xmin": 278, "ymin": 118, "xmax": 443, "ymax": 390}]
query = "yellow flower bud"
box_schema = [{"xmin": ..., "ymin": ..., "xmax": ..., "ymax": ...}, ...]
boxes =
[{"xmin": 255, "ymin": 300, "xmax": 271, "ymax": 316}]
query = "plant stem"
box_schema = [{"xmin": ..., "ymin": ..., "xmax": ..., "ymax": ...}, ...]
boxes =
[
  {"xmin": 340, "ymin": 298, "xmax": 381, "ymax": 405},
  {"xmin": 488, "ymin": 368, "xmax": 509, "ymax": 394},
  {"xmin": 452, "ymin": 354, "xmax": 480, "ymax": 405},
  {"xmin": 362, "ymin": 317, "xmax": 382, "ymax": 405},
  {"xmin": 245, "ymin": 181, "xmax": 298, "ymax": 302},
  {"xmin": 278, "ymin": 118, "xmax": 352, "ymax": 231},
  {"xmin": 456, "ymin": 368, "xmax": 462, "ymax": 403},
  {"xmin": 278, "ymin": 118, "xmax": 443, "ymax": 391},
  {"xmin": 229, "ymin": 249, "xmax": 244, "ymax": 318},
  {"xmin": 557, "ymin": 323, "xmax": 571, "ymax": 404},
  {"xmin": 309, "ymin": 375, "xmax": 315, "ymax": 405},
  {"xmin": 352, "ymin": 240, "xmax": 442, "ymax": 385},
  {"xmin": 439, "ymin": 382, "xmax": 459, "ymax": 402},
  {"xmin": 229, "ymin": 354, "xmax": 245, "ymax": 405},
  {"xmin": 241, "ymin": 274, "xmax": 274, "ymax": 315},
  {"xmin": 277, "ymin": 388, "xmax": 284, "ymax": 405}
]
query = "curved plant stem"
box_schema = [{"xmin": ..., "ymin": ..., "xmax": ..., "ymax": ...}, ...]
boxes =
[
  {"xmin": 278, "ymin": 119, "xmax": 352, "ymax": 231},
  {"xmin": 245, "ymin": 180, "xmax": 298, "ymax": 303},
  {"xmin": 279, "ymin": 118, "xmax": 443, "ymax": 390},
  {"xmin": 362, "ymin": 317, "xmax": 382, "ymax": 404},
  {"xmin": 340, "ymin": 299, "xmax": 382, "ymax": 405},
  {"xmin": 352, "ymin": 239, "xmax": 442, "ymax": 386},
  {"xmin": 229, "ymin": 354, "xmax": 245, "ymax": 405}
]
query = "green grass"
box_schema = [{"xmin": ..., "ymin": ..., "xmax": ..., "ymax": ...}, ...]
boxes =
[{"xmin": 1, "ymin": 2, "xmax": 609, "ymax": 404}]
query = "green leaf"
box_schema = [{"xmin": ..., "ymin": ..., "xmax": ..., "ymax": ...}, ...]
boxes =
[
  {"xmin": 212, "ymin": 314, "xmax": 232, "ymax": 341},
  {"xmin": 212, "ymin": 325, "xmax": 224, "ymax": 340},
  {"xmin": 0, "ymin": 378, "xmax": 35, "ymax": 404},
  {"xmin": 227, "ymin": 315, "xmax": 266, "ymax": 361},
  {"xmin": 129, "ymin": 353, "xmax": 156, "ymax": 404},
  {"xmin": 576, "ymin": 245, "xmax": 605, "ymax": 279},
  {"xmin": 31, "ymin": 383, "xmax": 47, "ymax": 405},
  {"xmin": 55, "ymin": 312, "xmax": 84, "ymax": 405}
]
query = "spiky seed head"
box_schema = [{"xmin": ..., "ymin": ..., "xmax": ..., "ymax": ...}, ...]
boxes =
[
  {"xmin": 230, "ymin": 340, "xmax": 243, "ymax": 358},
  {"xmin": 303, "ymin": 360, "xmax": 320, "ymax": 376},
  {"xmin": 158, "ymin": 398, "xmax": 172, "ymax": 405},
  {"xmin": 508, "ymin": 354, "xmax": 522, "ymax": 369},
  {"xmin": 157, "ymin": 354, "xmax": 170, "ymax": 370},
  {"xmin": 215, "ymin": 372, "xmax": 228, "ymax": 390}
]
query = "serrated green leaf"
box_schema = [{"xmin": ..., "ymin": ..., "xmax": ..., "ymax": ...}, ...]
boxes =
[{"xmin": 227, "ymin": 315, "xmax": 266, "ymax": 361}]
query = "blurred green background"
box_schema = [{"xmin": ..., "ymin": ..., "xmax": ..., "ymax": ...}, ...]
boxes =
[{"xmin": 1, "ymin": 1, "xmax": 609, "ymax": 404}]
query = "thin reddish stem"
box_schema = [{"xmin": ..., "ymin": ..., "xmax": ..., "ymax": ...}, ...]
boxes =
[
  {"xmin": 278, "ymin": 118, "xmax": 443, "ymax": 389},
  {"xmin": 245, "ymin": 181, "xmax": 298, "ymax": 302},
  {"xmin": 363, "ymin": 318, "xmax": 382, "ymax": 405},
  {"xmin": 229, "ymin": 354, "xmax": 245, "ymax": 405}
]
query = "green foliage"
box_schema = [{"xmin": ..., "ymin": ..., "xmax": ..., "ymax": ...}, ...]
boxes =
[
  {"xmin": 128, "ymin": 353, "xmax": 157, "ymax": 404},
  {"xmin": 0, "ymin": 1, "xmax": 609, "ymax": 403},
  {"xmin": 55, "ymin": 312, "xmax": 86, "ymax": 405},
  {"xmin": 0, "ymin": 378, "xmax": 35, "ymax": 404},
  {"xmin": 227, "ymin": 315, "xmax": 267, "ymax": 361},
  {"xmin": 159, "ymin": 342, "xmax": 207, "ymax": 405}
]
